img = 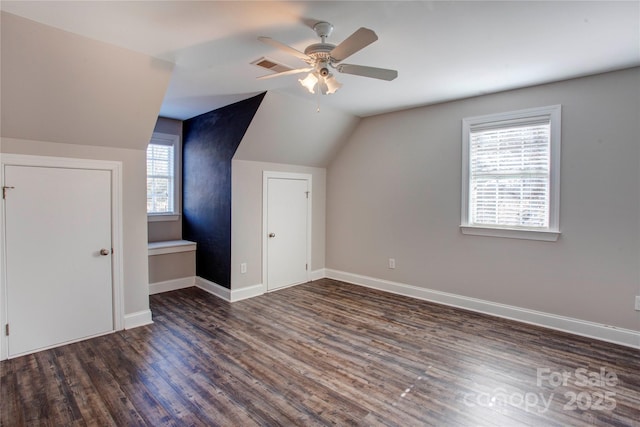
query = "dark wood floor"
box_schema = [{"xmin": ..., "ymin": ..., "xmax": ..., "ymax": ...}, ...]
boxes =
[{"xmin": 1, "ymin": 279, "xmax": 639, "ymax": 426}]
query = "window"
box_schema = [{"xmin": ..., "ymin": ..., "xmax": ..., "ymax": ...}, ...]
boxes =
[
  {"xmin": 147, "ymin": 132, "xmax": 180, "ymax": 221},
  {"xmin": 461, "ymin": 105, "xmax": 561, "ymax": 241}
]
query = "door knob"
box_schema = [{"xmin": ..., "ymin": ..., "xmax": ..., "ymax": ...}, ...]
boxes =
[
  {"xmin": 268, "ymin": 233, "xmax": 276, "ymax": 238},
  {"xmin": 100, "ymin": 248, "xmax": 110, "ymax": 256}
]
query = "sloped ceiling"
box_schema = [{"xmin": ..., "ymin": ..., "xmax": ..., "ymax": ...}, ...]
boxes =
[
  {"xmin": 0, "ymin": 12, "xmax": 173, "ymax": 150},
  {"xmin": 234, "ymin": 91, "xmax": 360, "ymax": 167},
  {"xmin": 1, "ymin": 1, "xmax": 638, "ymax": 120}
]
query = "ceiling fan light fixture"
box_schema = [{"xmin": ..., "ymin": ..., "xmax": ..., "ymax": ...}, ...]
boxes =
[
  {"xmin": 298, "ymin": 73, "xmax": 318, "ymax": 94},
  {"xmin": 324, "ymin": 74, "xmax": 342, "ymax": 94},
  {"xmin": 318, "ymin": 79, "xmax": 329, "ymax": 95}
]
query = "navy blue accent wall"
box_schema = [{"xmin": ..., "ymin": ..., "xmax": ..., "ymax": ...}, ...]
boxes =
[{"xmin": 182, "ymin": 93, "xmax": 265, "ymax": 288}]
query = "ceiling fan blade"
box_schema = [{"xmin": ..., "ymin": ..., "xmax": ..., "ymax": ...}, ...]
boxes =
[
  {"xmin": 258, "ymin": 37, "xmax": 310, "ymax": 61},
  {"xmin": 330, "ymin": 28, "xmax": 378, "ymax": 62},
  {"xmin": 257, "ymin": 67, "xmax": 313, "ymax": 80},
  {"xmin": 336, "ymin": 64, "xmax": 398, "ymax": 81}
]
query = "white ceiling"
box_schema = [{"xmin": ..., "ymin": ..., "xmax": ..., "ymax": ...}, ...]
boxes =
[{"xmin": 2, "ymin": 1, "xmax": 639, "ymax": 120}]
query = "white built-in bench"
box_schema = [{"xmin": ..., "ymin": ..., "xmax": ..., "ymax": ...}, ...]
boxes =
[
  {"xmin": 148, "ymin": 240, "xmax": 197, "ymax": 295},
  {"xmin": 148, "ymin": 240, "xmax": 197, "ymax": 256}
]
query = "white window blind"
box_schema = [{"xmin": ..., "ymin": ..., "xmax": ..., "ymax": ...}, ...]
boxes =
[
  {"xmin": 147, "ymin": 142, "xmax": 175, "ymax": 214},
  {"xmin": 461, "ymin": 105, "xmax": 561, "ymax": 241},
  {"xmin": 469, "ymin": 120, "xmax": 550, "ymax": 228}
]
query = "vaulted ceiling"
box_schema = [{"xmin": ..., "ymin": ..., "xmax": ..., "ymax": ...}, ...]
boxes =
[{"xmin": 2, "ymin": 1, "xmax": 639, "ymax": 120}]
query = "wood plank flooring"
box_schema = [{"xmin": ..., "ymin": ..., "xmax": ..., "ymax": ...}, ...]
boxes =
[{"xmin": 2, "ymin": 278, "xmax": 639, "ymax": 426}]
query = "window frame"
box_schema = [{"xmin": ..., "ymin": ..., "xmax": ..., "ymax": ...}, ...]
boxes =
[
  {"xmin": 460, "ymin": 105, "xmax": 561, "ymax": 241},
  {"xmin": 147, "ymin": 132, "xmax": 181, "ymax": 222}
]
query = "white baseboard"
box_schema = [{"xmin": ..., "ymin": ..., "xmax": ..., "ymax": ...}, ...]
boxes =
[
  {"xmin": 310, "ymin": 268, "xmax": 326, "ymax": 281},
  {"xmin": 149, "ymin": 276, "xmax": 195, "ymax": 295},
  {"xmin": 196, "ymin": 276, "xmax": 231, "ymax": 301},
  {"xmin": 325, "ymin": 269, "xmax": 640, "ymax": 349},
  {"xmin": 195, "ymin": 277, "xmax": 265, "ymax": 302},
  {"xmin": 124, "ymin": 309, "xmax": 153, "ymax": 329},
  {"xmin": 231, "ymin": 283, "xmax": 265, "ymax": 302}
]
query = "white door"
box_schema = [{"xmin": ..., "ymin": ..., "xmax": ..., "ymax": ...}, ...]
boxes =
[
  {"xmin": 4, "ymin": 165, "xmax": 114, "ymax": 357},
  {"xmin": 265, "ymin": 174, "xmax": 311, "ymax": 291}
]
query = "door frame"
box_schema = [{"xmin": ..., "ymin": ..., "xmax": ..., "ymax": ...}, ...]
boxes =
[
  {"xmin": 0, "ymin": 154, "xmax": 124, "ymax": 360},
  {"xmin": 262, "ymin": 171, "xmax": 312, "ymax": 292}
]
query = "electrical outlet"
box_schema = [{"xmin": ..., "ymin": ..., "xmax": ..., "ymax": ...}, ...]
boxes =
[
  {"xmin": 388, "ymin": 258, "xmax": 396, "ymax": 269},
  {"xmin": 240, "ymin": 263, "xmax": 247, "ymax": 274},
  {"xmin": 635, "ymin": 296, "xmax": 640, "ymax": 311}
]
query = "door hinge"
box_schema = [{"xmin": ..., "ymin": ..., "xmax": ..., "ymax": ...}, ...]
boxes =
[
  {"xmin": 5, "ymin": 324, "xmax": 9, "ymax": 336},
  {"xmin": 305, "ymin": 263, "xmax": 308, "ymax": 271},
  {"xmin": 2, "ymin": 186, "xmax": 15, "ymax": 199},
  {"xmin": 305, "ymin": 191, "xmax": 310, "ymax": 199}
]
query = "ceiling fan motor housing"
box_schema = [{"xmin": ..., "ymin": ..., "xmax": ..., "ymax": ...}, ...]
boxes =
[
  {"xmin": 304, "ymin": 43, "xmax": 335, "ymax": 59},
  {"xmin": 304, "ymin": 44, "xmax": 335, "ymax": 76}
]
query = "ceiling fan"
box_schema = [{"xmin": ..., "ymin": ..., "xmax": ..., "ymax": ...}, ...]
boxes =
[{"xmin": 257, "ymin": 21, "xmax": 398, "ymax": 95}]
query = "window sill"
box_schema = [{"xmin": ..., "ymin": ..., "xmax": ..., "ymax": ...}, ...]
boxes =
[
  {"xmin": 460, "ymin": 225, "xmax": 560, "ymax": 242},
  {"xmin": 148, "ymin": 214, "xmax": 180, "ymax": 222}
]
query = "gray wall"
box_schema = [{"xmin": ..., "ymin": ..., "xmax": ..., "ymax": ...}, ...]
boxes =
[
  {"xmin": 231, "ymin": 159, "xmax": 326, "ymax": 290},
  {"xmin": 326, "ymin": 68, "xmax": 640, "ymax": 331},
  {"xmin": 149, "ymin": 251, "xmax": 195, "ymax": 284}
]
